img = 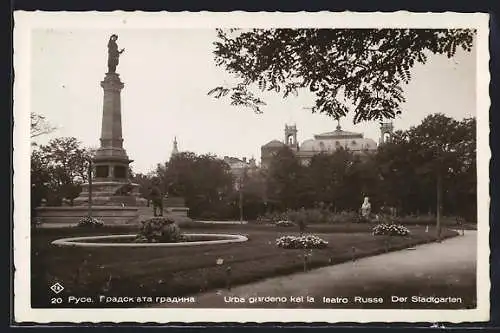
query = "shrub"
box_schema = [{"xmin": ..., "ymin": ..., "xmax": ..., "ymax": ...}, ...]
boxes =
[
  {"xmin": 276, "ymin": 234, "xmax": 328, "ymax": 249},
  {"xmin": 255, "ymin": 216, "xmax": 271, "ymax": 224},
  {"xmin": 77, "ymin": 216, "xmax": 104, "ymax": 228},
  {"xmin": 136, "ymin": 217, "xmax": 184, "ymax": 243},
  {"xmin": 372, "ymin": 223, "xmax": 411, "ymax": 236},
  {"xmin": 329, "ymin": 211, "xmax": 359, "ymax": 224},
  {"xmin": 260, "ymin": 211, "xmax": 289, "ymax": 223},
  {"xmin": 259, "ymin": 209, "xmax": 361, "ymax": 225}
]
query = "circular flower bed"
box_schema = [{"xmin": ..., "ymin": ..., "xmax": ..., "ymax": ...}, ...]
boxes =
[
  {"xmin": 372, "ymin": 223, "xmax": 411, "ymax": 236},
  {"xmin": 77, "ymin": 216, "xmax": 104, "ymax": 228},
  {"xmin": 276, "ymin": 234, "xmax": 328, "ymax": 249},
  {"xmin": 51, "ymin": 233, "xmax": 248, "ymax": 248}
]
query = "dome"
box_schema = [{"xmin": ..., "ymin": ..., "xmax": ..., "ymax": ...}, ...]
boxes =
[
  {"xmin": 299, "ymin": 139, "xmax": 317, "ymax": 151},
  {"xmin": 262, "ymin": 140, "xmax": 285, "ymax": 148}
]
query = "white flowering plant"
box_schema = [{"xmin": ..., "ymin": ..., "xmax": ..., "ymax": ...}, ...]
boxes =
[
  {"xmin": 77, "ymin": 216, "xmax": 104, "ymax": 228},
  {"xmin": 275, "ymin": 220, "xmax": 295, "ymax": 227},
  {"xmin": 372, "ymin": 223, "xmax": 411, "ymax": 236},
  {"xmin": 276, "ymin": 234, "xmax": 328, "ymax": 249},
  {"xmin": 136, "ymin": 217, "xmax": 184, "ymax": 243}
]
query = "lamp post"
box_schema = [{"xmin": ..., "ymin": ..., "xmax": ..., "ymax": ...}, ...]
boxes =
[
  {"xmin": 238, "ymin": 165, "xmax": 249, "ymax": 224},
  {"xmin": 87, "ymin": 158, "xmax": 93, "ymax": 218},
  {"xmin": 239, "ymin": 177, "xmax": 243, "ymax": 223}
]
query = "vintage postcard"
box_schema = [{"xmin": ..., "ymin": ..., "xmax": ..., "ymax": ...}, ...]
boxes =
[{"xmin": 13, "ymin": 11, "xmax": 490, "ymax": 323}]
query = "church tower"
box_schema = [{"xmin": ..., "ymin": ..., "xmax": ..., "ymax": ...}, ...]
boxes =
[
  {"xmin": 171, "ymin": 136, "xmax": 179, "ymax": 157},
  {"xmin": 379, "ymin": 122, "xmax": 394, "ymax": 145},
  {"xmin": 284, "ymin": 124, "xmax": 299, "ymax": 150}
]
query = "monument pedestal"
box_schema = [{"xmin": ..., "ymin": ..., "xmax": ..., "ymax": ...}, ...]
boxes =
[
  {"xmin": 73, "ymin": 72, "xmax": 147, "ymax": 208},
  {"xmin": 35, "ymin": 206, "xmax": 140, "ymax": 225},
  {"xmin": 36, "ymin": 69, "xmax": 147, "ymax": 227}
]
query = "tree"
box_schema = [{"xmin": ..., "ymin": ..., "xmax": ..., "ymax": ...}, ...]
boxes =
[
  {"xmin": 159, "ymin": 152, "xmax": 234, "ymax": 218},
  {"xmin": 31, "ymin": 113, "xmax": 56, "ymax": 139},
  {"xmin": 209, "ymin": 29, "xmax": 475, "ymax": 122},
  {"xmin": 375, "ymin": 130, "xmax": 423, "ymax": 214},
  {"xmin": 237, "ymin": 168, "xmax": 268, "ymax": 220},
  {"xmin": 265, "ymin": 146, "xmax": 305, "ymax": 210},
  {"xmin": 407, "ymin": 114, "xmax": 476, "ymax": 238},
  {"xmin": 31, "ymin": 149, "xmax": 52, "ymax": 218},
  {"xmin": 32, "ymin": 137, "xmax": 93, "ymax": 206},
  {"xmin": 130, "ymin": 172, "xmax": 155, "ymax": 204}
]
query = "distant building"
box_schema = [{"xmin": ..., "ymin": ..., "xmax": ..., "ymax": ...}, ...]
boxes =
[
  {"xmin": 223, "ymin": 156, "xmax": 258, "ymax": 181},
  {"xmin": 261, "ymin": 122, "xmax": 392, "ymax": 168}
]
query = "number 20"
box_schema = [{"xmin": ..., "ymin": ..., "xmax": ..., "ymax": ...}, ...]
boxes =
[{"xmin": 51, "ymin": 297, "xmax": 62, "ymax": 304}]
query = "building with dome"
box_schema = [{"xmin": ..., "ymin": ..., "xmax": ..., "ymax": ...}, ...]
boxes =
[{"xmin": 261, "ymin": 122, "xmax": 393, "ymax": 168}]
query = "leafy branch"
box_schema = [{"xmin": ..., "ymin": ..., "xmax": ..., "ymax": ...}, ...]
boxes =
[{"xmin": 209, "ymin": 28, "xmax": 475, "ymax": 123}]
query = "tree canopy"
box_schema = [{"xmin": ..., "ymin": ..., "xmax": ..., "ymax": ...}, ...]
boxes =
[
  {"xmin": 31, "ymin": 137, "xmax": 93, "ymax": 211},
  {"xmin": 209, "ymin": 28, "xmax": 475, "ymax": 122},
  {"xmin": 155, "ymin": 152, "xmax": 235, "ymax": 218}
]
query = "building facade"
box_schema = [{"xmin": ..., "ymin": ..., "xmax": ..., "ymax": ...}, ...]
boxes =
[
  {"xmin": 223, "ymin": 156, "xmax": 257, "ymax": 178},
  {"xmin": 261, "ymin": 122, "xmax": 392, "ymax": 168}
]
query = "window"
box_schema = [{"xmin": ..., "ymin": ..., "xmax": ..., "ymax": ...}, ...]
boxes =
[{"xmin": 319, "ymin": 141, "xmax": 326, "ymax": 151}]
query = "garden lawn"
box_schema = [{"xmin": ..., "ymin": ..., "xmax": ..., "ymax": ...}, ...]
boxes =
[{"xmin": 32, "ymin": 224, "xmax": 457, "ymax": 308}]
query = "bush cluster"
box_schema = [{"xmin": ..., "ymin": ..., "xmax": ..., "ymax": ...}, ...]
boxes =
[
  {"xmin": 372, "ymin": 223, "xmax": 411, "ymax": 236},
  {"xmin": 275, "ymin": 234, "xmax": 328, "ymax": 249},
  {"xmin": 258, "ymin": 208, "xmax": 358, "ymax": 225},
  {"xmin": 275, "ymin": 220, "xmax": 296, "ymax": 227},
  {"xmin": 77, "ymin": 216, "xmax": 104, "ymax": 228},
  {"xmin": 136, "ymin": 217, "xmax": 184, "ymax": 243}
]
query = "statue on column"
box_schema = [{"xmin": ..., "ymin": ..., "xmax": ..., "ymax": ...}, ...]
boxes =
[{"xmin": 107, "ymin": 34, "xmax": 125, "ymax": 73}]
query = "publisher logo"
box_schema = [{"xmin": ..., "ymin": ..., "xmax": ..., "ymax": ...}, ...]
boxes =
[{"xmin": 50, "ymin": 282, "xmax": 64, "ymax": 294}]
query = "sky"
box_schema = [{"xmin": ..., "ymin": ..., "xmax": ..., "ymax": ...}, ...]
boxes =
[{"xmin": 30, "ymin": 29, "xmax": 477, "ymax": 174}]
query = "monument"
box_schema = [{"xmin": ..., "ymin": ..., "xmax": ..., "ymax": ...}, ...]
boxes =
[{"xmin": 36, "ymin": 35, "xmax": 147, "ymax": 225}]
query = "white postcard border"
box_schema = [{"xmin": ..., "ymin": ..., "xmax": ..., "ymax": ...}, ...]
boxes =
[{"xmin": 13, "ymin": 11, "xmax": 491, "ymax": 323}]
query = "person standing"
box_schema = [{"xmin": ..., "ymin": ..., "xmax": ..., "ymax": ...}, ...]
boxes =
[{"xmin": 150, "ymin": 179, "xmax": 163, "ymax": 217}]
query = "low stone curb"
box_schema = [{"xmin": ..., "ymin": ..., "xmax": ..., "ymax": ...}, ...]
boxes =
[{"xmin": 51, "ymin": 233, "xmax": 248, "ymax": 248}]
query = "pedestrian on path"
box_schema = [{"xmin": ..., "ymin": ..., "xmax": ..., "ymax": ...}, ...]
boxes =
[{"xmin": 150, "ymin": 178, "xmax": 163, "ymax": 217}]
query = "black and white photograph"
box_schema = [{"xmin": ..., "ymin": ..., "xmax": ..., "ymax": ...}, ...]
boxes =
[{"xmin": 13, "ymin": 11, "xmax": 490, "ymax": 323}]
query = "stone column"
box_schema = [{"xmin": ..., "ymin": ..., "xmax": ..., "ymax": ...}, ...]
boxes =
[
  {"xmin": 100, "ymin": 73, "xmax": 124, "ymax": 150},
  {"xmin": 93, "ymin": 72, "xmax": 131, "ymax": 181},
  {"xmin": 73, "ymin": 70, "xmax": 147, "ymax": 207}
]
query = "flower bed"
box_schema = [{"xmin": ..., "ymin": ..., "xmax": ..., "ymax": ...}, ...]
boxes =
[
  {"xmin": 77, "ymin": 216, "xmax": 104, "ymax": 228},
  {"xmin": 136, "ymin": 217, "xmax": 184, "ymax": 243},
  {"xmin": 276, "ymin": 234, "xmax": 329, "ymax": 249},
  {"xmin": 275, "ymin": 220, "xmax": 296, "ymax": 227},
  {"xmin": 372, "ymin": 223, "xmax": 411, "ymax": 236}
]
